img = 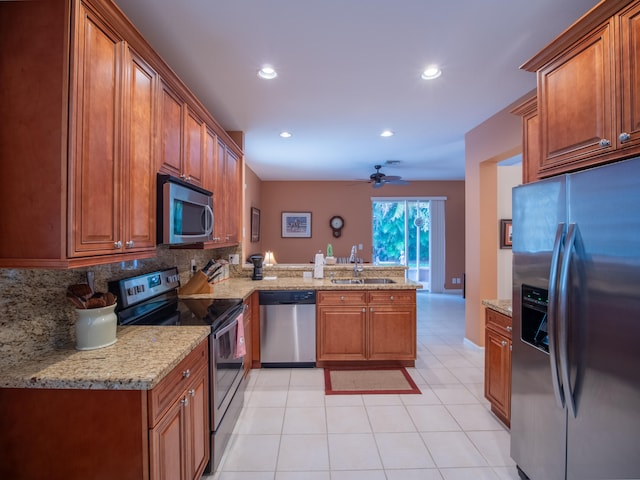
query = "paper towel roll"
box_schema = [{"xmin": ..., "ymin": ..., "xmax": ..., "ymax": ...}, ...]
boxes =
[{"xmin": 314, "ymin": 252, "xmax": 324, "ymax": 278}]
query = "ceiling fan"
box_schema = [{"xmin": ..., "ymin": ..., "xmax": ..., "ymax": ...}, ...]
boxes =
[{"xmin": 369, "ymin": 164, "xmax": 409, "ymax": 188}]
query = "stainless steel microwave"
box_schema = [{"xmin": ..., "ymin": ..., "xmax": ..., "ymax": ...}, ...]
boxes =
[{"xmin": 157, "ymin": 174, "xmax": 214, "ymax": 245}]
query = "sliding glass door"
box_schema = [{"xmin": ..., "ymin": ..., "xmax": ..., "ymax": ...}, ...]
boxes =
[{"xmin": 372, "ymin": 199, "xmax": 431, "ymax": 289}]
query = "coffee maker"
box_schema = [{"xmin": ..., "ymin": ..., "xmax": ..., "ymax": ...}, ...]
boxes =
[{"xmin": 249, "ymin": 254, "xmax": 263, "ymax": 280}]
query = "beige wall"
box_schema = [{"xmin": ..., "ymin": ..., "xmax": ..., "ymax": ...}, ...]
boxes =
[
  {"xmin": 464, "ymin": 90, "xmax": 534, "ymax": 346},
  {"xmin": 497, "ymin": 164, "xmax": 522, "ymax": 299},
  {"xmin": 253, "ymin": 180, "xmax": 465, "ymax": 290},
  {"xmin": 242, "ymin": 165, "xmax": 263, "ymax": 261}
]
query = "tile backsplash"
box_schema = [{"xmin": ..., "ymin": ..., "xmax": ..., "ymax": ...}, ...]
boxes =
[{"xmin": 0, "ymin": 245, "xmax": 239, "ymax": 369}]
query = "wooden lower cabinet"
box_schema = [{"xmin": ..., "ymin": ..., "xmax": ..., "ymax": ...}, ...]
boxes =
[
  {"xmin": 484, "ymin": 308, "xmax": 512, "ymax": 427},
  {"xmin": 150, "ymin": 362, "xmax": 208, "ymax": 480},
  {"xmin": 0, "ymin": 339, "xmax": 209, "ymax": 480},
  {"xmin": 316, "ymin": 290, "xmax": 416, "ymax": 365}
]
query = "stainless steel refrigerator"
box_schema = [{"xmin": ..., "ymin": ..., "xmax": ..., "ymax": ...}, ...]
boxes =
[{"xmin": 511, "ymin": 156, "xmax": 640, "ymax": 480}]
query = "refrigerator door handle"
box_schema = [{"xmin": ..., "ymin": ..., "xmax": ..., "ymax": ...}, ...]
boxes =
[
  {"xmin": 559, "ymin": 222, "xmax": 578, "ymax": 418},
  {"xmin": 548, "ymin": 222, "xmax": 566, "ymax": 408}
]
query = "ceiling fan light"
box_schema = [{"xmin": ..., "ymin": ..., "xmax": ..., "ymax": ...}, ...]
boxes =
[
  {"xmin": 421, "ymin": 65, "xmax": 442, "ymax": 80},
  {"xmin": 257, "ymin": 66, "xmax": 277, "ymax": 79},
  {"xmin": 380, "ymin": 130, "xmax": 394, "ymax": 137},
  {"xmin": 279, "ymin": 131, "xmax": 292, "ymax": 138}
]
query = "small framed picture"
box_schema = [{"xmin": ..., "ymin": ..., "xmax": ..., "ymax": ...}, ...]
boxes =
[
  {"xmin": 500, "ymin": 219, "xmax": 512, "ymax": 249},
  {"xmin": 250, "ymin": 207, "xmax": 260, "ymax": 242},
  {"xmin": 282, "ymin": 212, "xmax": 312, "ymax": 238}
]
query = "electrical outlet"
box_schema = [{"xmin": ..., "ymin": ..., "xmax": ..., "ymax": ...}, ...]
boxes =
[
  {"xmin": 190, "ymin": 259, "xmax": 196, "ymax": 273},
  {"xmin": 358, "ymin": 243, "xmax": 363, "ymax": 250}
]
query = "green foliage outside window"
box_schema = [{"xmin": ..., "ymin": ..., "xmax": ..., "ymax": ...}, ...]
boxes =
[{"xmin": 372, "ymin": 200, "xmax": 430, "ymax": 267}]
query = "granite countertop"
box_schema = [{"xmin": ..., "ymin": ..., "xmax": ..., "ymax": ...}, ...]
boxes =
[
  {"xmin": 0, "ymin": 326, "xmax": 210, "ymax": 390},
  {"xmin": 482, "ymin": 299, "xmax": 512, "ymax": 317},
  {"xmin": 193, "ymin": 275, "xmax": 422, "ymax": 301}
]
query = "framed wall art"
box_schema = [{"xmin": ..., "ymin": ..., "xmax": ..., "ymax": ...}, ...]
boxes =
[
  {"xmin": 500, "ymin": 219, "xmax": 512, "ymax": 249},
  {"xmin": 282, "ymin": 212, "xmax": 312, "ymax": 238},
  {"xmin": 250, "ymin": 207, "xmax": 260, "ymax": 242}
]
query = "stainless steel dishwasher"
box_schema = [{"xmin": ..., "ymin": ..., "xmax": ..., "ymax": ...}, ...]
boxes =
[{"xmin": 259, "ymin": 290, "xmax": 316, "ymax": 367}]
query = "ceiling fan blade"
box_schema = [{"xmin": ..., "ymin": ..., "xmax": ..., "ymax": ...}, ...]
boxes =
[
  {"xmin": 372, "ymin": 181, "xmax": 384, "ymax": 188},
  {"xmin": 382, "ymin": 175, "xmax": 402, "ymax": 181},
  {"xmin": 386, "ymin": 179, "xmax": 409, "ymax": 185}
]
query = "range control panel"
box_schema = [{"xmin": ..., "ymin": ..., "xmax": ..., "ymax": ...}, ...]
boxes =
[{"xmin": 110, "ymin": 267, "xmax": 181, "ymax": 309}]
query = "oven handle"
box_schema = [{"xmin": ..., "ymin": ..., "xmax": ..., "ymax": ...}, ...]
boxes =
[{"xmin": 213, "ymin": 304, "xmax": 247, "ymax": 338}]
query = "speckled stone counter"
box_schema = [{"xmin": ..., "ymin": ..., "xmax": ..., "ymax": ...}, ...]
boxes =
[
  {"xmin": 192, "ymin": 273, "xmax": 422, "ymax": 301},
  {"xmin": 482, "ymin": 299, "xmax": 512, "ymax": 317},
  {"xmin": 0, "ymin": 325, "xmax": 210, "ymax": 390}
]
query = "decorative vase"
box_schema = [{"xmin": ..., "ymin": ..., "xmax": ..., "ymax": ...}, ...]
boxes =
[{"xmin": 75, "ymin": 304, "xmax": 118, "ymax": 350}]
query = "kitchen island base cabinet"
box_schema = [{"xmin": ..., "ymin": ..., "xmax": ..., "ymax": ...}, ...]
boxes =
[
  {"xmin": 484, "ymin": 307, "xmax": 512, "ymax": 427},
  {"xmin": 0, "ymin": 339, "xmax": 209, "ymax": 480},
  {"xmin": 316, "ymin": 290, "xmax": 416, "ymax": 366}
]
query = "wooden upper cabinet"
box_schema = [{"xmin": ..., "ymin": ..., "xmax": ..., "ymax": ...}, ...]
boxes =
[
  {"xmin": 520, "ymin": 0, "xmax": 640, "ymax": 179},
  {"xmin": 184, "ymin": 106, "xmax": 205, "ymax": 186},
  {"xmin": 159, "ymin": 81, "xmax": 185, "ymax": 178},
  {"xmin": 618, "ymin": 2, "xmax": 640, "ymax": 149},
  {"xmin": 71, "ymin": 6, "xmax": 157, "ymax": 258},
  {"xmin": 225, "ymin": 148, "xmax": 240, "ymax": 244},
  {"xmin": 538, "ymin": 21, "xmax": 615, "ymax": 173},
  {"xmin": 512, "ymin": 96, "xmax": 541, "ymax": 184},
  {"xmin": 158, "ymin": 83, "xmax": 206, "ymax": 187},
  {"xmin": 122, "ymin": 47, "xmax": 157, "ymax": 252},
  {"xmin": 203, "ymin": 126, "xmax": 217, "ymax": 193},
  {"xmin": 71, "ymin": 5, "xmax": 123, "ymax": 256}
]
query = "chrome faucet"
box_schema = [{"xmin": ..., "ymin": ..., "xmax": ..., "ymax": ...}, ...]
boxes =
[{"xmin": 350, "ymin": 245, "xmax": 364, "ymax": 277}]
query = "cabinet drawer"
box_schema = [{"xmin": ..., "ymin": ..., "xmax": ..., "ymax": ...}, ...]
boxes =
[
  {"xmin": 317, "ymin": 290, "xmax": 366, "ymax": 305},
  {"xmin": 367, "ymin": 290, "xmax": 415, "ymax": 305},
  {"xmin": 148, "ymin": 338, "xmax": 208, "ymax": 426},
  {"xmin": 486, "ymin": 308, "xmax": 512, "ymax": 339}
]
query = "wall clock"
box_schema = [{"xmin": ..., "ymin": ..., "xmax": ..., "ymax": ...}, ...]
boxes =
[{"xmin": 330, "ymin": 215, "xmax": 344, "ymax": 237}]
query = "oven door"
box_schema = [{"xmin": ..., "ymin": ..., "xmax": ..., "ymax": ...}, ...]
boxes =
[{"xmin": 211, "ymin": 311, "xmax": 245, "ymax": 430}]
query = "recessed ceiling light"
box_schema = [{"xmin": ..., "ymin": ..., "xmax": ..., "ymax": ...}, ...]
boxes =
[
  {"xmin": 257, "ymin": 66, "xmax": 277, "ymax": 80},
  {"xmin": 380, "ymin": 130, "xmax": 394, "ymax": 137},
  {"xmin": 421, "ymin": 65, "xmax": 442, "ymax": 80},
  {"xmin": 279, "ymin": 131, "xmax": 292, "ymax": 138}
]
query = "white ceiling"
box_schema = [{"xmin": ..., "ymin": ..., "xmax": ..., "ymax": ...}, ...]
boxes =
[{"xmin": 113, "ymin": 0, "xmax": 599, "ymax": 182}]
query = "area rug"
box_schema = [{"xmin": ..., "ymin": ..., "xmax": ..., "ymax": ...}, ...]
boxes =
[{"xmin": 324, "ymin": 367, "xmax": 421, "ymax": 395}]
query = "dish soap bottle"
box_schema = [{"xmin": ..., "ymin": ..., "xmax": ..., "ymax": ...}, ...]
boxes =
[{"xmin": 325, "ymin": 243, "xmax": 336, "ymax": 265}]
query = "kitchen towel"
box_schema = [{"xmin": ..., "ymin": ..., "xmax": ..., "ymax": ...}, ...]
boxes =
[{"xmin": 233, "ymin": 313, "xmax": 246, "ymax": 358}]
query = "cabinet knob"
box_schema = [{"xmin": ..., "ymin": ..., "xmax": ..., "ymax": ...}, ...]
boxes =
[
  {"xmin": 114, "ymin": 241, "xmax": 122, "ymax": 249},
  {"xmin": 181, "ymin": 397, "xmax": 189, "ymax": 407},
  {"xmin": 599, "ymin": 138, "xmax": 612, "ymax": 148},
  {"xmin": 182, "ymin": 369, "xmax": 191, "ymax": 379},
  {"xmin": 340, "ymin": 296, "xmax": 345, "ymax": 301},
  {"xmin": 619, "ymin": 132, "xmax": 631, "ymax": 143},
  {"xmin": 189, "ymin": 388, "xmax": 196, "ymax": 397},
  {"xmin": 506, "ymin": 326, "xmax": 513, "ymax": 332},
  {"xmin": 362, "ymin": 308, "xmax": 366, "ymax": 313},
  {"xmin": 501, "ymin": 340, "xmax": 508, "ymax": 347},
  {"xmin": 125, "ymin": 240, "xmax": 134, "ymax": 248},
  {"xmin": 390, "ymin": 295, "xmax": 394, "ymax": 301}
]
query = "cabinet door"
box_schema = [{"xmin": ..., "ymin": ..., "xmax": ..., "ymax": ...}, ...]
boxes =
[
  {"xmin": 71, "ymin": 5, "xmax": 123, "ymax": 256},
  {"xmin": 484, "ymin": 328, "xmax": 511, "ymax": 426},
  {"xmin": 368, "ymin": 305, "xmax": 416, "ymax": 361},
  {"xmin": 150, "ymin": 396, "xmax": 186, "ymax": 480},
  {"xmin": 225, "ymin": 148, "xmax": 240, "ymax": 243},
  {"xmin": 122, "ymin": 47, "xmax": 156, "ymax": 252},
  {"xmin": 159, "ymin": 81, "xmax": 184, "ymax": 178},
  {"xmin": 317, "ymin": 306, "xmax": 367, "ymax": 361},
  {"xmin": 539, "ymin": 21, "xmax": 615, "ymax": 175},
  {"xmin": 185, "ymin": 367, "xmax": 209, "ymax": 480},
  {"xmin": 203, "ymin": 127, "xmax": 216, "ymax": 194},
  {"xmin": 214, "ymin": 138, "xmax": 228, "ymax": 243},
  {"xmin": 619, "ymin": 3, "xmax": 640, "ymax": 150},
  {"xmin": 184, "ymin": 107, "xmax": 204, "ymax": 186}
]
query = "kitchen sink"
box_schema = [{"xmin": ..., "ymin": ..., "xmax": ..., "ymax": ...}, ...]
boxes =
[{"xmin": 330, "ymin": 278, "xmax": 396, "ymax": 285}]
